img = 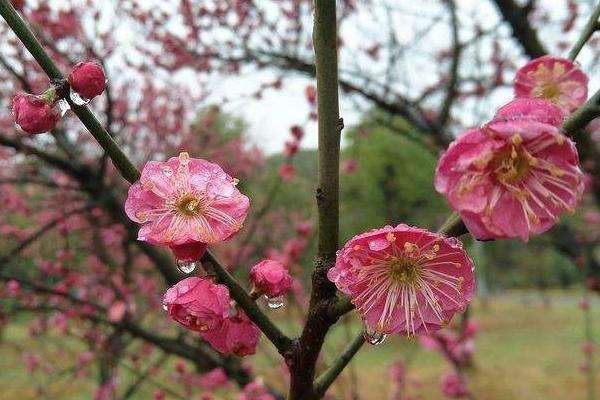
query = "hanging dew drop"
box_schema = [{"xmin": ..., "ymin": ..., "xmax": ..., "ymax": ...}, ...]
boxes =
[
  {"xmin": 57, "ymin": 99, "xmax": 70, "ymax": 116},
  {"xmin": 266, "ymin": 295, "xmax": 284, "ymax": 310},
  {"xmin": 161, "ymin": 301, "xmax": 168, "ymax": 311},
  {"xmin": 363, "ymin": 324, "xmax": 387, "ymax": 346},
  {"xmin": 176, "ymin": 259, "xmax": 197, "ymax": 274},
  {"xmin": 161, "ymin": 166, "xmax": 173, "ymax": 177},
  {"xmin": 69, "ymin": 87, "xmax": 90, "ymax": 105}
]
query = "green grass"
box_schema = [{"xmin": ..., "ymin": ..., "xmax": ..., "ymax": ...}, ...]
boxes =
[{"xmin": 1, "ymin": 291, "xmax": 598, "ymax": 399}]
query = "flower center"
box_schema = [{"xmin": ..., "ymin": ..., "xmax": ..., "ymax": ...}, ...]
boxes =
[
  {"xmin": 388, "ymin": 258, "xmax": 420, "ymax": 285},
  {"xmin": 539, "ymin": 83, "xmax": 561, "ymax": 102},
  {"xmin": 176, "ymin": 195, "xmax": 204, "ymax": 217},
  {"xmin": 493, "ymin": 144, "xmax": 532, "ymax": 184}
]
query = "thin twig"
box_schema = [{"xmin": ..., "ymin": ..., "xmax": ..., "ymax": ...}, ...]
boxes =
[
  {"xmin": 568, "ymin": 1, "xmax": 600, "ymax": 61},
  {"xmin": 313, "ymin": 333, "xmax": 365, "ymax": 398}
]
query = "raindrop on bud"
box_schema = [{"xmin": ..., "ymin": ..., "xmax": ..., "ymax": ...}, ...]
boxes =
[
  {"xmin": 57, "ymin": 99, "xmax": 70, "ymax": 116},
  {"xmin": 265, "ymin": 295, "xmax": 285, "ymax": 310},
  {"xmin": 161, "ymin": 301, "xmax": 168, "ymax": 311},
  {"xmin": 363, "ymin": 323, "xmax": 387, "ymax": 346},
  {"xmin": 69, "ymin": 87, "xmax": 90, "ymax": 106},
  {"xmin": 176, "ymin": 259, "xmax": 197, "ymax": 274}
]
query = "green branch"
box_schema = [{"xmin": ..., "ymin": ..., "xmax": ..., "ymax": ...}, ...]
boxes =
[
  {"xmin": 568, "ymin": 1, "xmax": 600, "ymax": 61},
  {"xmin": 313, "ymin": 333, "xmax": 365, "ymax": 398}
]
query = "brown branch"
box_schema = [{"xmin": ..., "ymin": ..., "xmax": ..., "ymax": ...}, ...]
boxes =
[
  {"xmin": 288, "ymin": 2, "xmax": 344, "ymax": 399},
  {"xmin": 491, "ymin": 0, "xmax": 547, "ymax": 58}
]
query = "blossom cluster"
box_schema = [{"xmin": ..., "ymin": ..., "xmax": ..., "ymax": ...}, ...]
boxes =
[
  {"xmin": 436, "ymin": 55, "xmax": 587, "ymax": 241},
  {"xmin": 12, "ymin": 60, "xmax": 106, "ymax": 134}
]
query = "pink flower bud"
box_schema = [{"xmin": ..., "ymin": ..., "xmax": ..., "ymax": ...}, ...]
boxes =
[
  {"xmin": 440, "ymin": 372, "xmax": 470, "ymax": 398},
  {"xmin": 305, "ymin": 85, "xmax": 317, "ymax": 105},
  {"xmin": 68, "ymin": 60, "xmax": 106, "ymax": 100},
  {"xmin": 163, "ymin": 277, "xmax": 230, "ymax": 333},
  {"xmin": 278, "ymin": 163, "xmax": 295, "ymax": 181},
  {"xmin": 290, "ymin": 125, "xmax": 304, "ymax": 140},
  {"xmin": 284, "ymin": 140, "xmax": 299, "ymax": 157},
  {"xmin": 12, "ymin": 94, "xmax": 60, "ymax": 134},
  {"xmin": 250, "ymin": 259, "xmax": 292, "ymax": 297}
]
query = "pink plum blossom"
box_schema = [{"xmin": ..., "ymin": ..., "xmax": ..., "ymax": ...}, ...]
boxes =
[
  {"xmin": 125, "ymin": 152, "xmax": 250, "ymax": 260},
  {"xmin": 514, "ymin": 55, "xmax": 588, "ymax": 114},
  {"xmin": 250, "ymin": 259, "xmax": 293, "ymax": 297},
  {"xmin": 68, "ymin": 60, "xmax": 106, "ymax": 100},
  {"xmin": 440, "ymin": 372, "xmax": 470, "ymax": 398},
  {"xmin": 327, "ymin": 224, "xmax": 475, "ymax": 335},
  {"xmin": 435, "ymin": 99, "xmax": 585, "ymax": 241},
  {"xmin": 12, "ymin": 93, "xmax": 60, "ymax": 134},
  {"xmin": 201, "ymin": 310, "xmax": 261, "ymax": 356},
  {"xmin": 163, "ymin": 277, "xmax": 230, "ymax": 332}
]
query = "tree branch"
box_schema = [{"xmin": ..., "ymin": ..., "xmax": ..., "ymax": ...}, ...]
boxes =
[
  {"xmin": 313, "ymin": 333, "xmax": 365, "ymax": 398},
  {"xmin": 567, "ymin": 1, "xmax": 600, "ymax": 61},
  {"xmin": 288, "ymin": 2, "xmax": 343, "ymax": 399},
  {"xmin": 491, "ymin": 0, "xmax": 547, "ymax": 58},
  {"xmin": 438, "ymin": 0, "xmax": 462, "ymax": 127}
]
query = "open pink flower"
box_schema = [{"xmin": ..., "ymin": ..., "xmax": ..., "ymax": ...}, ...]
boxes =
[
  {"xmin": 514, "ymin": 55, "xmax": 588, "ymax": 114},
  {"xmin": 163, "ymin": 277, "xmax": 230, "ymax": 332},
  {"xmin": 250, "ymin": 259, "xmax": 292, "ymax": 297},
  {"xmin": 440, "ymin": 372, "xmax": 469, "ymax": 398},
  {"xmin": 435, "ymin": 99, "xmax": 585, "ymax": 241},
  {"xmin": 125, "ymin": 152, "xmax": 250, "ymax": 260},
  {"xmin": 328, "ymin": 224, "xmax": 475, "ymax": 335},
  {"xmin": 201, "ymin": 310, "xmax": 260, "ymax": 356}
]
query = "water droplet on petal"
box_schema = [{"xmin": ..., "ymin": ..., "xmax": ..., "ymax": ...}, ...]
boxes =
[
  {"xmin": 161, "ymin": 301, "xmax": 168, "ymax": 311},
  {"xmin": 58, "ymin": 99, "xmax": 70, "ymax": 116},
  {"xmin": 363, "ymin": 324, "xmax": 387, "ymax": 346},
  {"xmin": 69, "ymin": 87, "xmax": 90, "ymax": 105},
  {"xmin": 161, "ymin": 166, "xmax": 173, "ymax": 177},
  {"xmin": 265, "ymin": 295, "xmax": 284, "ymax": 310},
  {"xmin": 176, "ymin": 259, "xmax": 197, "ymax": 274}
]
